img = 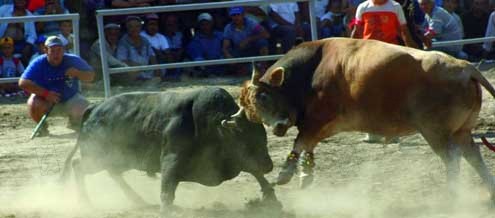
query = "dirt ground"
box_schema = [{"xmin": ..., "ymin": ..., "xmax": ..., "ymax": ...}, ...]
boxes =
[{"xmin": 2, "ymin": 68, "xmax": 495, "ymax": 218}]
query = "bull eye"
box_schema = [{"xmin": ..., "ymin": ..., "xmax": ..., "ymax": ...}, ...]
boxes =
[{"xmin": 257, "ymin": 92, "xmax": 269, "ymax": 103}]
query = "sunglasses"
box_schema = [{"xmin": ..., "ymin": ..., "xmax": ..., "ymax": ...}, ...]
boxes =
[{"xmin": 230, "ymin": 13, "xmax": 241, "ymax": 17}]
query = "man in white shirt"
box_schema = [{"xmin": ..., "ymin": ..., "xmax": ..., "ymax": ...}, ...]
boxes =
[
  {"xmin": 140, "ymin": 13, "xmax": 170, "ymax": 63},
  {"xmin": 269, "ymin": 3, "xmax": 309, "ymax": 53}
]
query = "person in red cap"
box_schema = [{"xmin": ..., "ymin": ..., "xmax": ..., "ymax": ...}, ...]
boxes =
[{"xmin": 0, "ymin": 37, "xmax": 25, "ymax": 98}]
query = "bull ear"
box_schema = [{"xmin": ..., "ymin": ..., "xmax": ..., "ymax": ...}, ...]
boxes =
[
  {"xmin": 251, "ymin": 62, "xmax": 262, "ymax": 86},
  {"xmin": 267, "ymin": 67, "xmax": 285, "ymax": 87}
]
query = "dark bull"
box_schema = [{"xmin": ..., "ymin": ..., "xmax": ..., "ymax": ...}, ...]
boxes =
[{"xmin": 60, "ymin": 87, "xmax": 281, "ymax": 213}]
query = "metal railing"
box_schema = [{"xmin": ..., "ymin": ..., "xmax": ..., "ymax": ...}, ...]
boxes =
[
  {"xmin": 432, "ymin": 36, "xmax": 495, "ymax": 47},
  {"xmin": 96, "ymin": 0, "xmax": 317, "ymax": 98},
  {"xmin": 0, "ymin": 13, "xmax": 80, "ymax": 84}
]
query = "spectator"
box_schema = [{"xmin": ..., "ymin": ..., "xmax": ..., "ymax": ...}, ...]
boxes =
[
  {"xmin": 298, "ymin": 0, "xmax": 332, "ymax": 38},
  {"xmin": 461, "ymin": 0, "xmax": 489, "ymax": 61},
  {"xmin": 320, "ymin": 0, "xmax": 346, "ymax": 38},
  {"xmin": 303, "ymin": 0, "xmax": 330, "ymax": 21},
  {"xmin": 116, "ymin": 16, "xmax": 158, "ymax": 81},
  {"xmin": 0, "ymin": 37, "xmax": 24, "ymax": 97},
  {"xmin": 111, "ymin": 0, "xmax": 155, "ymax": 7},
  {"xmin": 418, "ymin": 0, "xmax": 464, "ymax": 57},
  {"xmin": 18, "ymin": 36, "xmax": 95, "ymax": 136},
  {"xmin": 156, "ymin": 0, "xmax": 200, "ymax": 40},
  {"xmin": 268, "ymin": 3, "xmax": 309, "ymax": 52},
  {"xmin": 186, "ymin": 12, "xmax": 224, "ymax": 76},
  {"xmin": 57, "ymin": 20, "xmax": 74, "ymax": 53},
  {"xmin": 29, "ymin": 35, "xmax": 47, "ymax": 62},
  {"xmin": 34, "ymin": 0, "xmax": 69, "ymax": 36},
  {"xmin": 351, "ymin": 0, "xmax": 416, "ymax": 143},
  {"xmin": 0, "ymin": 0, "xmax": 13, "ymax": 5},
  {"xmin": 443, "ymin": 0, "xmax": 463, "ymax": 37},
  {"xmin": 232, "ymin": 0, "xmax": 271, "ymax": 26},
  {"xmin": 0, "ymin": 0, "xmax": 37, "ymax": 66},
  {"xmin": 396, "ymin": 0, "xmax": 425, "ymax": 47},
  {"xmin": 223, "ymin": 6, "xmax": 270, "ymax": 58},
  {"xmin": 27, "ymin": 0, "xmax": 44, "ymax": 12},
  {"xmin": 27, "ymin": 0, "xmax": 67, "ymax": 12},
  {"xmin": 351, "ymin": 0, "xmax": 417, "ymax": 48},
  {"xmin": 483, "ymin": 11, "xmax": 495, "ymax": 57},
  {"xmin": 89, "ymin": 23, "xmax": 128, "ymax": 81},
  {"xmin": 77, "ymin": 0, "xmax": 109, "ymax": 61},
  {"xmin": 344, "ymin": 0, "xmax": 366, "ymax": 35},
  {"xmin": 108, "ymin": 0, "xmax": 156, "ymax": 24},
  {"xmin": 140, "ymin": 13, "xmax": 170, "ymax": 73},
  {"xmin": 161, "ymin": 14, "xmax": 184, "ymax": 81}
]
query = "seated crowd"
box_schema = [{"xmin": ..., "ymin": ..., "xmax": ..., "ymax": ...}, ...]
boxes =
[{"xmin": 1, "ymin": 0, "xmax": 495, "ymax": 97}]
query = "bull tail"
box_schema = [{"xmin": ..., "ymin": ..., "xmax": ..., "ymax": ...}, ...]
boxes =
[
  {"xmin": 59, "ymin": 104, "xmax": 95, "ymax": 184},
  {"xmin": 468, "ymin": 62, "xmax": 495, "ymax": 99},
  {"xmin": 481, "ymin": 136, "xmax": 495, "ymax": 153},
  {"xmin": 59, "ymin": 138, "xmax": 80, "ymax": 184}
]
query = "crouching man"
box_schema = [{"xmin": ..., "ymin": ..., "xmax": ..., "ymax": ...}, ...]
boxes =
[{"xmin": 18, "ymin": 36, "xmax": 95, "ymax": 136}]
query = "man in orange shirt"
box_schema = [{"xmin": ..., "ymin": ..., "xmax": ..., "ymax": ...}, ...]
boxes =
[
  {"xmin": 351, "ymin": 0, "xmax": 417, "ymax": 143},
  {"xmin": 350, "ymin": 0, "xmax": 417, "ymax": 48}
]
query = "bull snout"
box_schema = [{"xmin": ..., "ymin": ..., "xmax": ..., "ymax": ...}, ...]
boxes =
[
  {"xmin": 245, "ymin": 153, "xmax": 273, "ymax": 175},
  {"xmin": 272, "ymin": 119, "xmax": 291, "ymax": 136}
]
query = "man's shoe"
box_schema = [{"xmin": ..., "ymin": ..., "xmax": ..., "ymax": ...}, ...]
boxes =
[{"xmin": 36, "ymin": 125, "xmax": 49, "ymax": 137}]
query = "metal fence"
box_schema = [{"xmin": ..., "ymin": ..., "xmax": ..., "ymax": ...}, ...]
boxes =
[
  {"xmin": 96, "ymin": 0, "xmax": 317, "ymax": 98},
  {"xmin": 0, "ymin": 13, "xmax": 80, "ymax": 84},
  {"xmin": 1, "ymin": 4, "xmax": 495, "ymax": 91}
]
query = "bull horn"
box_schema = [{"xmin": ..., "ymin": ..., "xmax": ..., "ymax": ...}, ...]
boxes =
[
  {"xmin": 231, "ymin": 107, "xmax": 245, "ymax": 119},
  {"xmin": 251, "ymin": 62, "xmax": 262, "ymax": 86},
  {"xmin": 221, "ymin": 119, "xmax": 237, "ymax": 128},
  {"xmin": 221, "ymin": 108, "xmax": 245, "ymax": 128}
]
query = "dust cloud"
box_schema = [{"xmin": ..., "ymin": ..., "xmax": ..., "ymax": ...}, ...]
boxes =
[
  {"xmin": 2, "ymin": 157, "xmax": 493, "ymax": 218},
  {"xmin": 282, "ymin": 158, "xmax": 493, "ymax": 218}
]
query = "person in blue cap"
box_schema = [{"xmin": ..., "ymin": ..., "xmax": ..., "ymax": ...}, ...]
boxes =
[
  {"xmin": 29, "ymin": 35, "xmax": 47, "ymax": 63},
  {"xmin": 18, "ymin": 35, "xmax": 95, "ymax": 136},
  {"xmin": 222, "ymin": 6, "xmax": 270, "ymax": 59}
]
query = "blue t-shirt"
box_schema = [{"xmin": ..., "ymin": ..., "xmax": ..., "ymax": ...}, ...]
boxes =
[
  {"xmin": 223, "ymin": 18, "xmax": 263, "ymax": 49},
  {"xmin": 187, "ymin": 31, "xmax": 223, "ymax": 61},
  {"xmin": 21, "ymin": 54, "xmax": 93, "ymax": 102}
]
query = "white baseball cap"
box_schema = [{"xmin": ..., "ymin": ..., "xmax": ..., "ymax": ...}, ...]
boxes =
[
  {"xmin": 44, "ymin": 35, "xmax": 64, "ymax": 47},
  {"xmin": 197, "ymin": 13, "xmax": 213, "ymax": 22}
]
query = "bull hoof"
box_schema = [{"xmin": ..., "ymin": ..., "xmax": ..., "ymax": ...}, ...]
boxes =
[
  {"xmin": 263, "ymin": 198, "xmax": 283, "ymax": 211},
  {"xmin": 160, "ymin": 203, "xmax": 181, "ymax": 217},
  {"xmin": 276, "ymin": 165, "xmax": 297, "ymax": 185},
  {"xmin": 246, "ymin": 197, "xmax": 283, "ymax": 216},
  {"xmin": 299, "ymin": 172, "xmax": 314, "ymax": 189},
  {"xmin": 276, "ymin": 151, "xmax": 300, "ymax": 185}
]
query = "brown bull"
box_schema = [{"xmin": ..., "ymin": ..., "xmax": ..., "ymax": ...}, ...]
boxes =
[{"xmin": 224, "ymin": 37, "xmax": 495, "ymax": 202}]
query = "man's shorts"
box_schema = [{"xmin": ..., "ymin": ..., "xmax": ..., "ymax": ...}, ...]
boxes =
[{"xmin": 51, "ymin": 93, "xmax": 89, "ymax": 117}]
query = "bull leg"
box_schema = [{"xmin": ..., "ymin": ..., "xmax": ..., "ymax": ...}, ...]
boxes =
[
  {"xmin": 298, "ymin": 131, "xmax": 323, "ymax": 189},
  {"xmin": 276, "ymin": 150, "xmax": 300, "ymax": 185},
  {"xmin": 422, "ymin": 131, "xmax": 462, "ymax": 199},
  {"xmin": 300, "ymin": 151, "xmax": 316, "ymax": 189},
  {"xmin": 253, "ymin": 173, "xmax": 282, "ymax": 209},
  {"xmin": 160, "ymin": 153, "xmax": 179, "ymax": 214},
  {"xmin": 461, "ymin": 137, "xmax": 495, "ymax": 203},
  {"xmin": 108, "ymin": 170, "xmax": 149, "ymax": 206}
]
